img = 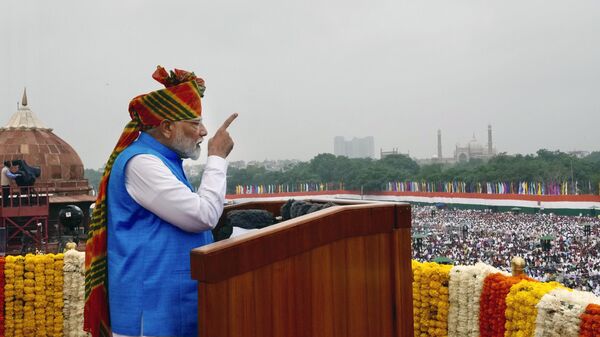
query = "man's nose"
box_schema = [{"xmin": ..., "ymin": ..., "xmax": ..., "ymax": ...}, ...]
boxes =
[{"xmin": 198, "ymin": 124, "xmax": 208, "ymax": 137}]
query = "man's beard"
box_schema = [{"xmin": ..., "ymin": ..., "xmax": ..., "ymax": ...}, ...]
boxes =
[{"xmin": 171, "ymin": 131, "xmax": 202, "ymax": 160}]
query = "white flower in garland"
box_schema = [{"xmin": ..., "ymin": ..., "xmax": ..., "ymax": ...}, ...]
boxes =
[
  {"xmin": 535, "ymin": 288, "xmax": 600, "ymax": 337},
  {"xmin": 448, "ymin": 265, "xmax": 467, "ymax": 337},
  {"xmin": 466, "ymin": 263, "xmax": 507, "ymax": 337},
  {"xmin": 63, "ymin": 250, "xmax": 87, "ymax": 337},
  {"xmin": 448, "ymin": 262, "xmax": 506, "ymax": 337}
]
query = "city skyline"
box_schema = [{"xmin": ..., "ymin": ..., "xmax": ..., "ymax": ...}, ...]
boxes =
[{"xmin": 2, "ymin": 1, "xmax": 600, "ymax": 169}]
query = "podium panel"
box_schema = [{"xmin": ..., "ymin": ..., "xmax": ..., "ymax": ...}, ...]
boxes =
[{"xmin": 191, "ymin": 201, "xmax": 413, "ymax": 337}]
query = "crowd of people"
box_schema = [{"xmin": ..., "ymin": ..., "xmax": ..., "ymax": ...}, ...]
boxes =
[{"xmin": 412, "ymin": 206, "xmax": 600, "ymax": 296}]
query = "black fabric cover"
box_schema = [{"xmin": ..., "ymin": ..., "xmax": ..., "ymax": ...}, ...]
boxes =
[
  {"xmin": 226, "ymin": 209, "xmax": 275, "ymax": 229},
  {"xmin": 11, "ymin": 159, "xmax": 41, "ymax": 187},
  {"xmin": 213, "ymin": 209, "xmax": 275, "ymax": 241},
  {"xmin": 290, "ymin": 200, "xmax": 336, "ymax": 218},
  {"xmin": 213, "ymin": 201, "xmax": 336, "ymax": 241},
  {"xmin": 306, "ymin": 201, "xmax": 336, "ymax": 215},
  {"xmin": 280, "ymin": 199, "xmax": 295, "ymax": 220}
]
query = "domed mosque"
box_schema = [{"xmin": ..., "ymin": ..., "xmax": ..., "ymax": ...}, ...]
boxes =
[
  {"xmin": 454, "ymin": 125, "xmax": 497, "ymax": 163},
  {"xmin": 418, "ymin": 125, "xmax": 498, "ymax": 165},
  {"xmin": 0, "ymin": 89, "xmax": 95, "ymax": 252}
]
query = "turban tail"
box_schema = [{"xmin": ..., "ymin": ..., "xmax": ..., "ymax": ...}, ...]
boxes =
[{"xmin": 84, "ymin": 67, "xmax": 204, "ymax": 337}]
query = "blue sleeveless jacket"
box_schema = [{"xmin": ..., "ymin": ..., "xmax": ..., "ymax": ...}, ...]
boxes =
[{"xmin": 107, "ymin": 132, "xmax": 213, "ymax": 336}]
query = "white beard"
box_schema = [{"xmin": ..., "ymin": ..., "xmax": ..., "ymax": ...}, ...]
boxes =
[{"xmin": 171, "ymin": 130, "xmax": 202, "ymax": 160}]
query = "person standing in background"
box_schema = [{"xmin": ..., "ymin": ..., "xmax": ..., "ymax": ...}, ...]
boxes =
[{"xmin": 1, "ymin": 160, "xmax": 20, "ymax": 207}]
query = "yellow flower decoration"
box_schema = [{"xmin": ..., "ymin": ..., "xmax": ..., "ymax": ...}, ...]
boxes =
[
  {"xmin": 5, "ymin": 255, "xmax": 16, "ymax": 337},
  {"xmin": 54, "ymin": 253, "xmax": 65, "ymax": 337},
  {"xmin": 12, "ymin": 255, "xmax": 25, "ymax": 337},
  {"xmin": 412, "ymin": 260, "xmax": 452, "ymax": 337},
  {"xmin": 44, "ymin": 254, "xmax": 55, "ymax": 336},
  {"xmin": 504, "ymin": 279, "xmax": 562, "ymax": 337},
  {"xmin": 35, "ymin": 254, "xmax": 48, "ymax": 337},
  {"xmin": 23, "ymin": 255, "xmax": 37, "ymax": 336}
]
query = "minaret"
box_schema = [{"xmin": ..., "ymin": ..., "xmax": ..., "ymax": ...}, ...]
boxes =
[
  {"xmin": 437, "ymin": 129, "xmax": 442, "ymax": 159},
  {"xmin": 487, "ymin": 124, "xmax": 493, "ymax": 155},
  {"xmin": 22, "ymin": 87, "xmax": 28, "ymax": 106}
]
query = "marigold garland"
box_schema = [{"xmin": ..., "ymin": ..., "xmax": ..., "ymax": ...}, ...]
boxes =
[
  {"xmin": 0, "ymin": 256, "xmax": 5, "ymax": 337},
  {"xmin": 45, "ymin": 255, "xmax": 55, "ymax": 336},
  {"xmin": 54, "ymin": 254, "xmax": 64, "ymax": 337},
  {"xmin": 5, "ymin": 256, "xmax": 16, "ymax": 337},
  {"xmin": 479, "ymin": 272, "xmax": 534, "ymax": 337},
  {"xmin": 579, "ymin": 303, "xmax": 600, "ymax": 337},
  {"xmin": 23, "ymin": 255, "xmax": 36, "ymax": 336},
  {"xmin": 412, "ymin": 260, "xmax": 452, "ymax": 337},
  {"xmin": 504, "ymin": 279, "xmax": 562, "ymax": 337},
  {"xmin": 1, "ymin": 254, "xmax": 68, "ymax": 337},
  {"xmin": 2, "ymin": 254, "xmax": 600, "ymax": 337},
  {"xmin": 12, "ymin": 255, "xmax": 24, "ymax": 337}
]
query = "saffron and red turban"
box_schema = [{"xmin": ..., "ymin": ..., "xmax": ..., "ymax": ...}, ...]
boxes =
[
  {"xmin": 84, "ymin": 66, "xmax": 205, "ymax": 337},
  {"xmin": 129, "ymin": 67, "xmax": 205, "ymax": 127}
]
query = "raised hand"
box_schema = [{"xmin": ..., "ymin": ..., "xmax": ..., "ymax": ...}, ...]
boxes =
[{"xmin": 207, "ymin": 113, "xmax": 238, "ymax": 158}]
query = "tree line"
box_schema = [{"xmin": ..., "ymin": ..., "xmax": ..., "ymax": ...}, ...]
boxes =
[{"xmin": 84, "ymin": 149, "xmax": 600, "ymax": 195}]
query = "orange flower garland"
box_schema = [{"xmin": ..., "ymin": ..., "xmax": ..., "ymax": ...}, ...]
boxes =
[
  {"xmin": 3, "ymin": 253, "xmax": 600, "ymax": 336},
  {"xmin": 479, "ymin": 273, "xmax": 534, "ymax": 337},
  {"xmin": 579, "ymin": 303, "xmax": 600, "ymax": 336}
]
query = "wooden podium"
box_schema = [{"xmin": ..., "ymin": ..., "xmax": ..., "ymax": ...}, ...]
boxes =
[{"xmin": 190, "ymin": 200, "xmax": 414, "ymax": 337}]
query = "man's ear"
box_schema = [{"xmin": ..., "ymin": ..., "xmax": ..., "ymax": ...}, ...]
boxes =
[{"xmin": 158, "ymin": 120, "xmax": 175, "ymax": 139}]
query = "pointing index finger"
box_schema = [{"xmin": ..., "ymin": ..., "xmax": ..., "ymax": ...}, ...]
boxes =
[{"xmin": 219, "ymin": 113, "xmax": 238, "ymax": 131}]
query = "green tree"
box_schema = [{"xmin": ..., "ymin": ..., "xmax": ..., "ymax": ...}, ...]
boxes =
[
  {"xmin": 223, "ymin": 149, "xmax": 600, "ymax": 194},
  {"xmin": 84, "ymin": 168, "xmax": 103, "ymax": 191}
]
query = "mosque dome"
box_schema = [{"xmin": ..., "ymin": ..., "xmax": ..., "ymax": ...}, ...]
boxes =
[
  {"xmin": 468, "ymin": 134, "xmax": 484, "ymax": 150},
  {"xmin": 0, "ymin": 89, "xmax": 91, "ymax": 195}
]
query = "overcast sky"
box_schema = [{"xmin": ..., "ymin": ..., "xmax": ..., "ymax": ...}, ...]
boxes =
[{"xmin": 2, "ymin": 0, "xmax": 599, "ymax": 169}]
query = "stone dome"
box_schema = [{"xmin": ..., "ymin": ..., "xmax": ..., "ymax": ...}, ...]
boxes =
[{"xmin": 0, "ymin": 90, "xmax": 91, "ymax": 195}]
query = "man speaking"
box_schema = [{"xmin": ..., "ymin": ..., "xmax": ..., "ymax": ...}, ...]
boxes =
[{"xmin": 85, "ymin": 66, "xmax": 237, "ymax": 337}]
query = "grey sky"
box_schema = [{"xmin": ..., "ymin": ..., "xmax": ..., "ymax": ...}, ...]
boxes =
[{"xmin": 2, "ymin": 0, "xmax": 599, "ymax": 169}]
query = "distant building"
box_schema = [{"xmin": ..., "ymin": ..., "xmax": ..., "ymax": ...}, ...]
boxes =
[
  {"xmin": 568, "ymin": 151, "xmax": 590, "ymax": 159},
  {"xmin": 334, "ymin": 136, "xmax": 374, "ymax": 159},
  {"xmin": 255, "ymin": 159, "xmax": 300, "ymax": 172},
  {"xmin": 229, "ymin": 160, "xmax": 247, "ymax": 169},
  {"xmin": 0, "ymin": 89, "xmax": 92, "ymax": 196},
  {"xmin": 186, "ymin": 159, "xmax": 300, "ymax": 176},
  {"xmin": 416, "ymin": 125, "xmax": 497, "ymax": 165},
  {"xmin": 0, "ymin": 89, "xmax": 96, "ymax": 252},
  {"xmin": 380, "ymin": 148, "xmax": 399, "ymax": 159},
  {"xmin": 380, "ymin": 148, "xmax": 410, "ymax": 159},
  {"xmin": 454, "ymin": 125, "xmax": 496, "ymax": 163}
]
